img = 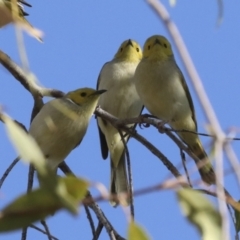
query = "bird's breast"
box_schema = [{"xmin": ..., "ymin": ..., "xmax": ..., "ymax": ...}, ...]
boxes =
[
  {"xmin": 135, "ymin": 60, "xmax": 192, "ymax": 123},
  {"xmin": 29, "ymin": 99, "xmax": 89, "ymax": 168}
]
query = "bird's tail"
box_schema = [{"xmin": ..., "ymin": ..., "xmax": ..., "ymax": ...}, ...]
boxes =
[
  {"xmin": 189, "ymin": 139, "xmax": 216, "ymax": 184},
  {"xmin": 110, "ymin": 153, "xmax": 129, "ymax": 207}
]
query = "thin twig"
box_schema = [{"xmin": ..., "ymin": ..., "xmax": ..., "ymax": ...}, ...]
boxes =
[
  {"xmin": 58, "ymin": 161, "xmax": 73, "ymax": 175},
  {"xmin": 86, "ymin": 180, "xmax": 240, "ymax": 214},
  {"xmin": 93, "ymin": 222, "xmax": 104, "ymax": 240},
  {"xmin": 180, "ymin": 150, "xmax": 192, "ymax": 188},
  {"xmin": 40, "ymin": 220, "xmax": 53, "ymax": 240},
  {"xmin": 29, "ymin": 225, "xmax": 58, "ymax": 240},
  {"xmin": 84, "ymin": 205, "xmax": 96, "ymax": 239},
  {"xmin": 89, "ymin": 201, "xmax": 123, "ymax": 240},
  {"xmin": 112, "ymin": 114, "xmax": 240, "ymax": 141},
  {"xmin": 27, "ymin": 164, "xmax": 35, "ymax": 193},
  {"xmin": 0, "ymin": 157, "xmax": 20, "ymax": 189},
  {"xmin": 85, "ymin": 178, "xmax": 188, "ymax": 206},
  {"xmin": 31, "ymin": 94, "xmax": 44, "ymax": 122},
  {"xmin": 141, "ymin": 113, "xmax": 240, "ymax": 141}
]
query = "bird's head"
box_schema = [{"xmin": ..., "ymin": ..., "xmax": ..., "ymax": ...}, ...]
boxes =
[
  {"xmin": 65, "ymin": 88, "xmax": 106, "ymax": 107},
  {"xmin": 143, "ymin": 35, "xmax": 173, "ymax": 60},
  {"xmin": 114, "ymin": 39, "xmax": 142, "ymax": 62}
]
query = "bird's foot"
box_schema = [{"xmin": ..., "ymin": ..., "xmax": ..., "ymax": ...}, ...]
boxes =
[
  {"xmin": 138, "ymin": 114, "xmax": 151, "ymax": 129},
  {"xmin": 157, "ymin": 120, "xmax": 168, "ymax": 133}
]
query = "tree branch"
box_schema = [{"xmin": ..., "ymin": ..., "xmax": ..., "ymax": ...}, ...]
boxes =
[{"xmin": 96, "ymin": 107, "xmax": 200, "ymax": 184}]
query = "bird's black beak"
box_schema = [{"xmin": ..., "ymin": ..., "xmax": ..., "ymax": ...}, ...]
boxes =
[
  {"xmin": 126, "ymin": 39, "xmax": 134, "ymax": 47},
  {"xmin": 154, "ymin": 38, "xmax": 161, "ymax": 46},
  {"xmin": 94, "ymin": 89, "xmax": 107, "ymax": 95}
]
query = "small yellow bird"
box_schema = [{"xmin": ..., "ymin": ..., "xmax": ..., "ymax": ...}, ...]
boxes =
[
  {"xmin": 97, "ymin": 39, "xmax": 143, "ymax": 206},
  {"xmin": 29, "ymin": 88, "xmax": 106, "ymax": 170},
  {"xmin": 134, "ymin": 35, "xmax": 215, "ymax": 184}
]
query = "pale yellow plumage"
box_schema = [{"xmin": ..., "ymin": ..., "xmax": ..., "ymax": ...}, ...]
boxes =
[
  {"xmin": 97, "ymin": 39, "xmax": 143, "ymax": 206},
  {"xmin": 29, "ymin": 88, "xmax": 106, "ymax": 170},
  {"xmin": 134, "ymin": 35, "xmax": 215, "ymax": 184}
]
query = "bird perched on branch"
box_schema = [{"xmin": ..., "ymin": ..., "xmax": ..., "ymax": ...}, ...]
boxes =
[
  {"xmin": 0, "ymin": 0, "xmax": 42, "ymax": 41},
  {"xmin": 29, "ymin": 88, "xmax": 106, "ymax": 170},
  {"xmin": 134, "ymin": 35, "xmax": 215, "ymax": 184},
  {"xmin": 97, "ymin": 39, "xmax": 143, "ymax": 206}
]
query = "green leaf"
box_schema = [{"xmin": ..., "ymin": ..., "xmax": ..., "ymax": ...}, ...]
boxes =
[
  {"xmin": 2, "ymin": 113, "xmax": 47, "ymax": 176},
  {"xmin": 234, "ymin": 200, "xmax": 240, "ymax": 232},
  {"xmin": 55, "ymin": 175, "xmax": 89, "ymax": 214},
  {"xmin": 0, "ymin": 175, "xmax": 89, "ymax": 232},
  {"xmin": 177, "ymin": 189, "xmax": 222, "ymax": 240},
  {"xmin": 0, "ymin": 188, "xmax": 61, "ymax": 232},
  {"xmin": 38, "ymin": 174, "xmax": 89, "ymax": 214},
  {"xmin": 128, "ymin": 222, "xmax": 150, "ymax": 240}
]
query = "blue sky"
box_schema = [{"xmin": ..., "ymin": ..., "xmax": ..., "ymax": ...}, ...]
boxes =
[{"xmin": 1, "ymin": 1, "xmax": 240, "ymax": 239}]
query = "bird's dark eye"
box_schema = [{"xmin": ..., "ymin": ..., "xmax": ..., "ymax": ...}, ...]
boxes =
[
  {"xmin": 80, "ymin": 92, "xmax": 87, "ymax": 97},
  {"xmin": 148, "ymin": 45, "xmax": 150, "ymax": 50},
  {"xmin": 136, "ymin": 48, "xmax": 139, "ymax": 52},
  {"xmin": 164, "ymin": 43, "xmax": 167, "ymax": 48},
  {"xmin": 120, "ymin": 48, "xmax": 123, "ymax": 52}
]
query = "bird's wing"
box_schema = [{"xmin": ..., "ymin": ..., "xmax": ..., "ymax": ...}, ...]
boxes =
[
  {"xmin": 178, "ymin": 66, "xmax": 198, "ymax": 131},
  {"xmin": 96, "ymin": 65, "xmax": 109, "ymax": 160}
]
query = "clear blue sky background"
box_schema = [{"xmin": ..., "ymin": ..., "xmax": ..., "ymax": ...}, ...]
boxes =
[{"xmin": 1, "ymin": 1, "xmax": 240, "ymax": 239}]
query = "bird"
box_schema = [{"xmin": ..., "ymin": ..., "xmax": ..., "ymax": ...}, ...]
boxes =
[
  {"xmin": 97, "ymin": 39, "xmax": 143, "ymax": 206},
  {"xmin": 134, "ymin": 35, "xmax": 215, "ymax": 184},
  {"xmin": 0, "ymin": 0, "xmax": 42, "ymax": 41},
  {"xmin": 29, "ymin": 88, "xmax": 106, "ymax": 170}
]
